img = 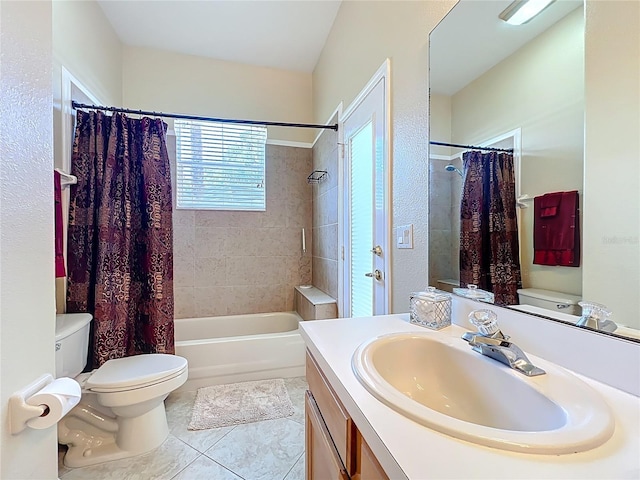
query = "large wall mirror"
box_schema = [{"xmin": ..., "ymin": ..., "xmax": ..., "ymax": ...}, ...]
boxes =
[{"xmin": 428, "ymin": 0, "xmax": 639, "ymax": 341}]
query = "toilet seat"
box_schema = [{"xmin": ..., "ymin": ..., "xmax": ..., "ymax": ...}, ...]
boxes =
[{"xmin": 86, "ymin": 354, "xmax": 188, "ymax": 393}]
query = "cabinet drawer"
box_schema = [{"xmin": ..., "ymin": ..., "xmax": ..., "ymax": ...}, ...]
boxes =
[{"xmin": 306, "ymin": 351, "xmax": 354, "ymax": 472}]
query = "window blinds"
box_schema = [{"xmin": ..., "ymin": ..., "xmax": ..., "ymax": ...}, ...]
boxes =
[
  {"xmin": 175, "ymin": 119, "xmax": 267, "ymax": 210},
  {"xmin": 350, "ymin": 121, "xmax": 375, "ymax": 318}
]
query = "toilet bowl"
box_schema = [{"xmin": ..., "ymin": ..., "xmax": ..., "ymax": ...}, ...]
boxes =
[
  {"xmin": 55, "ymin": 313, "xmax": 188, "ymax": 468},
  {"xmin": 516, "ymin": 288, "xmax": 582, "ymax": 317}
]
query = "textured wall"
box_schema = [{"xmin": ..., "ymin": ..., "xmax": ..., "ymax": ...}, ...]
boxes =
[
  {"xmin": 0, "ymin": 0, "xmax": 58, "ymax": 477},
  {"xmin": 312, "ymin": 0, "xmax": 458, "ymax": 313},
  {"xmin": 171, "ymin": 142, "xmax": 313, "ymax": 318},
  {"xmin": 311, "ymin": 114, "xmax": 339, "ymax": 301}
]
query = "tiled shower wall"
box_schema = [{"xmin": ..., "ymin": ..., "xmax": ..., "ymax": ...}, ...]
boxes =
[
  {"xmin": 428, "ymin": 157, "xmax": 462, "ymax": 286},
  {"xmin": 311, "ymin": 114, "xmax": 339, "ymax": 301},
  {"xmin": 169, "ymin": 137, "xmax": 313, "ymax": 319}
]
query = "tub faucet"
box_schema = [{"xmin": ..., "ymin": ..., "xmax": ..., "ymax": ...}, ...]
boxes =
[{"xmin": 462, "ymin": 310, "xmax": 546, "ymax": 377}]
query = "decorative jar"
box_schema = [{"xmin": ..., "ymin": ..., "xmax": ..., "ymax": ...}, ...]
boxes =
[{"xmin": 409, "ymin": 286, "xmax": 452, "ymax": 330}]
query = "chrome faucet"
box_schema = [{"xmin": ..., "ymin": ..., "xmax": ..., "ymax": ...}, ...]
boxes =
[{"xmin": 462, "ymin": 310, "xmax": 546, "ymax": 377}]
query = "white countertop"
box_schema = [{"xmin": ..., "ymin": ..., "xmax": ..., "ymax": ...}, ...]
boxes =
[{"xmin": 299, "ymin": 314, "xmax": 640, "ymax": 480}]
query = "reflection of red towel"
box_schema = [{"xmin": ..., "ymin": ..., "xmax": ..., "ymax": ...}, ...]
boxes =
[
  {"xmin": 533, "ymin": 191, "xmax": 580, "ymax": 267},
  {"xmin": 54, "ymin": 171, "xmax": 66, "ymax": 277},
  {"xmin": 539, "ymin": 192, "xmax": 562, "ymax": 217}
]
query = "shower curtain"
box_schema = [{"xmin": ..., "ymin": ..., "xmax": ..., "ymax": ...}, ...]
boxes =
[
  {"xmin": 459, "ymin": 150, "xmax": 522, "ymax": 305},
  {"xmin": 67, "ymin": 110, "xmax": 174, "ymax": 368}
]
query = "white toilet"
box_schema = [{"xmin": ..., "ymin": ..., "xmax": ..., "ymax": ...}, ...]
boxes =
[
  {"xmin": 516, "ymin": 288, "xmax": 582, "ymax": 318},
  {"xmin": 55, "ymin": 313, "xmax": 188, "ymax": 468}
]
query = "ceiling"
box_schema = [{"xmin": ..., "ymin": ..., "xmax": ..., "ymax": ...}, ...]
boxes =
[
  {"xmin": 430, "ymin": 0, "xmax": 583, "ymax": 96},
  {"xmin": 97, "ymin": 0, "xmax": 342, "ymax": 73},
  {"xmin": 98, "ymin": 1, "xmax": 582, "ymax": 88}
]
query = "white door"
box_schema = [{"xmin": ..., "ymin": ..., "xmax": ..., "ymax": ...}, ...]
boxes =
[{"xmin": 341, "ymin": 64, "xmax": 390, "ymax": 317}]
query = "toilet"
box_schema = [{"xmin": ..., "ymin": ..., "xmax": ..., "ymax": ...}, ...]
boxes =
[
  {"xmin": 55, "ymin": 313, "xmax": 188, "ymax": 468},
  {"xmin": 516, "ymin": 288, "xmax": 582, "ymax": 317}
]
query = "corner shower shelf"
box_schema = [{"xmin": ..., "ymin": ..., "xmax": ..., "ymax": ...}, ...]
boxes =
[{"xmin": 307, "ymin": 170, "xmax": 328, "ymax": 184}]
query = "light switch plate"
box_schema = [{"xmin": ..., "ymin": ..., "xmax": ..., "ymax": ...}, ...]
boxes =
[{"xmin": 397, "ymin": 224, "xmax": 413, "ymax": 249}]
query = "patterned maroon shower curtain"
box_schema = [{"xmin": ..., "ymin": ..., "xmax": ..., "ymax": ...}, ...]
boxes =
[
  {"xmin": 459, "ymin": 151, "xmax": 522, "ymax": 305},
  {"xmin": 67, "ymin": 110, "xmax": 174, "ymax": 368}
]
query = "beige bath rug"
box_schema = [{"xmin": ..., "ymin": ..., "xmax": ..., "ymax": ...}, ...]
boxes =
[{"xmin": 188, "ymin": 378, "xmax": 294, "ymax": 430}]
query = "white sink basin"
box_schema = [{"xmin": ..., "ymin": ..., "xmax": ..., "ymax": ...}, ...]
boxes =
[{"xmin": 352, "ymin": 332, "xmax": 615, "ymax": 454}]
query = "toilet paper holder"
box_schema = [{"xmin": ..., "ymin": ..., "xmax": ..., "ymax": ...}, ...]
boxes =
[{"xmin": 9, "ymin": 374, "xmax": 55, "ymax": 435}]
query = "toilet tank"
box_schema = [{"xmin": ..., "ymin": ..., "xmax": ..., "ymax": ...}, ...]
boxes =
[
  {"xmin": 55, "ymin": 313, "xmax": 92, "ymax": 378},
  {"xmin": 517, "ymin": 288, "xmax": 581, "ymax": 316}
]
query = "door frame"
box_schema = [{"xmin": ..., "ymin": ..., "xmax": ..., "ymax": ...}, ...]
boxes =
[{"xmin": 338, "ymin": 59, "xmax": 392, "ymax": 316}]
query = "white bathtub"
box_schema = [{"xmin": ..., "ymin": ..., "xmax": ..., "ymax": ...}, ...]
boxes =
[{"xmin": 174, "ymin": 311, "xmax": 306, "ymax": 391}]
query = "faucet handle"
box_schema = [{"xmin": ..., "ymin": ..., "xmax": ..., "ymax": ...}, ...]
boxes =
[
  {"xmin": 468, "ymin": 309, "xmax": 501, "ymax": 337},
  {"xmin": 578, "ymin": 301, "xmax": 611, "ymax": 321},
  {"xmin": 577, "ymin": 301, "xmax": 617, "ymax": 332}
]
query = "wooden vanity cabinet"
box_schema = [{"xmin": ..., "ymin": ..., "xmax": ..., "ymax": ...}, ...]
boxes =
[
  {"xmin": 305, "ymin": 392, "xmax": 349, "ymax": 480},
  {"xmin": 305, "ymin": 351, "xmax": 389, "ymax": 480},
  {"xmin": 352, "ymin": 429, "xmax": 388, "ymax": 480}
]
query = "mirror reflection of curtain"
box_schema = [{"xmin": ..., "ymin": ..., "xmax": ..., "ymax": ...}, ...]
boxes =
[
  {"xmin": 67, "ymin": 110, "xmax": 174, "ymax": 368},
  {"xmin": 459, "ymin": 151, "xmax": 522, "ymax": 305}
]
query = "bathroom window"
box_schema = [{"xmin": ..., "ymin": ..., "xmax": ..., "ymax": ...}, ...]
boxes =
[{"xmin": 174, "ymin": 119, "xmax": 267, "ymax": 210}]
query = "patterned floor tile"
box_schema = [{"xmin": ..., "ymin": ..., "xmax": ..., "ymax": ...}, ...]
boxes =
[
  {"xmin": 59, "ymin": 435, "xmax": 199, "ymax": 480},
  {"xmin": 283, "ymin": 377, "xmax": 308, "ymax": 425},
  {"xmin": 58, "ymin": 377, "xmax": 308, "ymax": 480},
  {"xmin": 172, "ymin": 455, "xmax": 243, "ymax": 480},
  {"xmin": 204, "ymin": 417, "xmax": 305, "ymax": 480},
  {"xmin": 283, "ymin": 452, "xmax": 305, "ymax": 480}
]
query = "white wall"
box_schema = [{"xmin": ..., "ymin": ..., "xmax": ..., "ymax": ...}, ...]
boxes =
[
  {"xmin": 52, "ymin": 0, "xmax": 124, "ymax": 312},
  {"xmin": 0, "ymin": 1, "xmax": 58, "ymax": 478},
  {"xmin": 123, "ymin": 46, "xmax": 314, "ymax": 145},
  {"xmin": 428, "ymin": 94, "xmax": 452, "ymax": 157},
  {"xmin": 451, "ymin": 8, "xmax": 584, "ymax": 296},
  {"xmin": 52, "ymin": 0, "xmax": 123, "ymax": 107},
  {"xmin": 52, "ymin": 0, "xmax": 123, "ymax": 166},
  {"xmin": 584, "ymin": 0, "xmax": 640, "ymax": 328},
  {"xmin": 313, "ymin": 0, "xmax": 457, "ymax": 313}
]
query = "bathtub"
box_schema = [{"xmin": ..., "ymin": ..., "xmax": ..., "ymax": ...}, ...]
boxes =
[{"xmin": 174, "ymin": 311, "xmax": 306, "ymax": 391}]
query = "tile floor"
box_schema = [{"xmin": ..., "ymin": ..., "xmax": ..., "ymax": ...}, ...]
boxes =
[{"xmin": 58, "ymin": 377, "xmax": 308, "ymax": 480}]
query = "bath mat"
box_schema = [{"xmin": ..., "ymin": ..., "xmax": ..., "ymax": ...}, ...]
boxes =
[{"xmin": 188, "ymin": 378, "xmax": 294, "ymax": 430}]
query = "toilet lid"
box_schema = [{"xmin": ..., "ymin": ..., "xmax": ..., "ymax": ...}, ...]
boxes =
[{"xmin": 86, "ymin": 354, "xmax": 188, "ymax": 391}]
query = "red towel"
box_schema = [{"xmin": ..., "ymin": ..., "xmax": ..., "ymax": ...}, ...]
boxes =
[
  {"xmin": 54, "ymin": 171, "xmax": 66, "ymax": 277},
  {"xmin": 539, "ymin": 191, "xmax": 562, "ymax": 218},
  {"xmin": 533, "ymin": 191, "xmax": 580, "ymax": 267}
]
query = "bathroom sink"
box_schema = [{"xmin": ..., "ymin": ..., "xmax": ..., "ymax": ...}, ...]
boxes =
[{"xmin": 352, "ymin": 332, "xmax": 614, "ymax": 454}]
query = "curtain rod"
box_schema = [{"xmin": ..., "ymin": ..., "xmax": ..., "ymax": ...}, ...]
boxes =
[
  {"xmin": 430, "ymin": 141, "xmax": 513, "ymax": 153},
  {"xmin": 72, "ymin": 102, "xmax": 339, "ymax": 131}
]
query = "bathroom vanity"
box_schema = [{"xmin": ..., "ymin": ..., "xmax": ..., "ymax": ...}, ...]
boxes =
[
  {"xmin": 300, "ymin": 309, "xmax": 640, "ymax": 479},
  {"xmin": 306, "ymin": 350, "xmax": 388, "ymax": 480}
]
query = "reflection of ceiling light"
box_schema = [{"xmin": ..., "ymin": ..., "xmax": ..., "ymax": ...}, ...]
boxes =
[{"xmin": 499, "ymin": 0, "xmax": 555, "ymax": 25}]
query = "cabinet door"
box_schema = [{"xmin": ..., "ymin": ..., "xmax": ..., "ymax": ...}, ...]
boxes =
[
  {"xmin": 353, "ymin": 430, "xmax": 389, "ymax": 480},
  {"xmin": 305, "ymin": 392, "xmax": 349, "ymax": 480}
]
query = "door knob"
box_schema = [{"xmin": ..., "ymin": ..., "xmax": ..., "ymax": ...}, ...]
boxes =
[
  {"xmin": 371, "ymin": 245, "xmax": 383, "ymax": 256},
  {"xmin": 365, "ymin": 269, "xmax": 383, "ymax": 281}
]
